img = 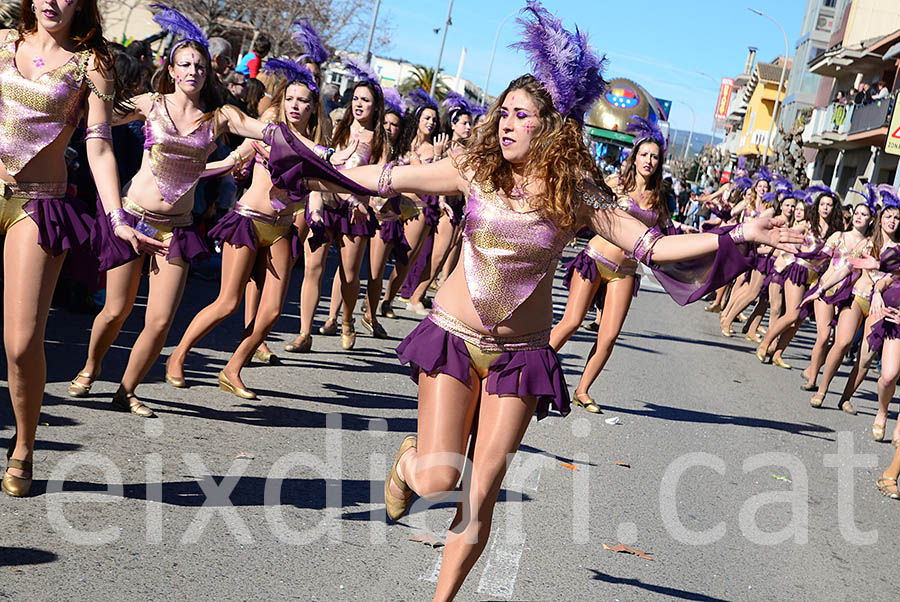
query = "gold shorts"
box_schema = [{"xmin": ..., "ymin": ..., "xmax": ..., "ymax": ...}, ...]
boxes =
[
  {"xmin": 236, "ymin": 202, "xmax": 293, "ymax": 248},
  {"xmin": 122, "ymin": 197, "xmax": 192, "ymax": 242},
  {"xmin": 0, "ymin": 181, "xmax": 67, "ymax": 234}
]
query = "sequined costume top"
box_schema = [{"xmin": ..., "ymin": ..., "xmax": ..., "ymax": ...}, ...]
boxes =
[
  {"xmin": 0, "ymin": 38, "xmax": 92, "ymax": 175},
  {"xmin": 615, "ymin": 193, "xmax": 660, "ymax": 227},
  {"xmin": 462, "ymin": 180, "xmax": 574, "ymax": 329},
  {"xmin": 142, "ymin": 94, "xmax": 217, "ymax": 205}
]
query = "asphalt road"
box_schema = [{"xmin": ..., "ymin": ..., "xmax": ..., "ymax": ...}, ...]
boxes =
[{"xmin": 1, "ymin": 246, "xmax": 898, "ymax": 601}]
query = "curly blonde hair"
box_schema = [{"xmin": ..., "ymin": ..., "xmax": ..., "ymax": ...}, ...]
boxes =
[{"xmin": 460, "ymin": 75, "xmax": 606, "ymax": 230}]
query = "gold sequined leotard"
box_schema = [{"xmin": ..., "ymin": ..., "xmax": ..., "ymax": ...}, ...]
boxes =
[{"xmin": 0, "ymin": 36, "xmax": 91, "ymax": 175}]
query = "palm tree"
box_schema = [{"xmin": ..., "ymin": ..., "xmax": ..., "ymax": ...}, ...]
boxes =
[{"xmin": 398, "ymin": 65, "xmax": 448, "ymax": 100}]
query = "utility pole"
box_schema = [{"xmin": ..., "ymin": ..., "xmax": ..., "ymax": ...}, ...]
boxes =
[{"xmin": 430, "ymin": 0, "xmax": 454, "ymax": 97}]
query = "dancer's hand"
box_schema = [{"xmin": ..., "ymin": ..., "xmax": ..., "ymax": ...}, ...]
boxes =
[
  {"xmin": 849, "ymin": 255, "xmax": 878, "ymax": 270},
  {"xmin": 870, "ymin": 290, "xmax": 885, "ymax": 318},
  {"xmin": 250, "ymin": 141, "xmax": 270, "ymax": 161},
  {"xmin": 114, "ymin": 225, "xmax": 169, "ymax": 255},
  {"xmin": 433, "ymin": 133, "xmax": 449, "ymax": 159},
  {"xmin": 799, "ymin": 288, "xmax": 821, "ymax": 308},
  {"xmin": 350, "ymin": 200, "xmax": 368, "ymax": 224},
  {"xmin": 331, "ymin": 139, "xmax": 358, "ymax": 166},
  {"xmin": 438, "ymin": 197, "xmax": 453, "ymax": 217},
  {"xmin": 308, "ymin": 209, "xmax": 324, "ymax": 225},
  {"xmin": 882, "ymin": 306, "xmax": 900, "ymax": 324},
  {"xmin": 743, "ymin": 216, "xmax": 802, "ymax": 252}
]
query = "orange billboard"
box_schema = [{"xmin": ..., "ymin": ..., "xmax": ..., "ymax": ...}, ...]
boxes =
[{"xmin": 714, "ymin": 78, "xmax": 734, "ymax": 121}]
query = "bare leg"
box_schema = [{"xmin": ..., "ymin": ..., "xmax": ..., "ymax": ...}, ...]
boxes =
[
  {"xmin": 243, "ymin": 261, "xmax": 270, "ymax": 356},
  {"xmin": 549, "ymin": 273, "xmax": 602, "ymax": 351},
  {"xmin": 411, "ymin": 213, "xmax": 453, "ymax": 305},
  {"xmin": 876, "ymin": 339, "xmax": 900, "ymax": 440},
  {"xmin": 168, "ymin": 243, "xmax": 257, "ymax": 380},
  {"xmin": 225, "ymin": 238, "xmax": 294, "ymax": 388},
  {"xmin": 575, "ymin": 277, "xmax": 634, "ymax": 397},
  {"xmin": 838, "ymin": 314, "xmax": 878, "ymax": 404},
  {"xmin": 72, "ymin": 258, "xmax": 144, "ymax": 388},
  {"xmin": 119, "ymin": 256, "xmax": 191, "ymax": 394},
  {"xmin": 721, "ymin": 271, "xmax": 764, "ymax": 331},
  {"xmin": 337, "ymin": 233, "xmax": 368, "ymax": 325},
  {"xmin": 804, "ymin": 299, "xmax": 835, "ymax": 387},
  {"xmin": 383, "ymin": 213, "xmax": 427, "ymax": 307},
  {"xmin": 768, "ymin": 282, "xmax": 785, "ymax": 327},
  {"xmin": 759, "ymin": 281, "xmax": 805, "ymax": 356},
  {"xmin": 744, "ymin": 299, "xmax": 768, "ymax": 337},
  {"xmin": 815, "ymin": 303, "xmax": 863, "ymax": 404},
  {"xmin": 4, "ymin": 219, "xmax": 67, "ymax": 478},
  {"xmin": 437, "ymin": 225, "xmax": 462, "ymax": 288},
  {"xmin": 286, "ymin": 237, "xmax": 330, "ymax": 347},
  {"xmin": 365, "ymin": 232, "xmax": 392, "ymax": 334}
]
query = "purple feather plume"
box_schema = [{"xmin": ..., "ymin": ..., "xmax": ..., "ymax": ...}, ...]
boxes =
[
  {"xmin": 409, "ymin": 87, "xmax": 439, "ymax": 111},
  {"xmin": 753, "ymin": 165, "xmax": 772, "ymax": 183},
  {"xmin": 263, "ymin": 58, "xmax": 318, "ymax": 94},
  {"xmin": 793, "ymin": 190, "xmax": 811, "ymax": 205},
  {"xmin": 383, "ymin": 87, "xmax": 407, "ymax": 116},
  {"xmin": 343, "ymin": 55, "xmax": 379, "ymax": 87},
  {"xmin": 510, "ymin": 0, "xmax": 607, "ymax": 122},
  {"xmin": 761, "ymin": 191, "xmax": 778, "ymax": 204},
  {"xmin": 877, "ymin": 184, "xmax": 900, "ymax": 209},
  {"xmin": 292, "ymin": 20, "xmax": 329, "ymax": 65},
  {"xmin": 625, "ymin": 116, "xmax": 667, "ymax": 154},
  {"xmin": 733, "ymin": 176, "xmax": 753, "ymax": 190},
  {"xmin": 805, "ymin": 184, "xmax": 834, "ymax": 198},
  {"xmin": 442, "ymin": 91, "xmax": 474, "ymax": 115},
  {"xmin": 847, "ymin": 183, "xmax": 878, "ymax": 213},
  {"xmin": 151, "ymin": 4, "xmax": 208, "ymax": 56},
  {"xmin": 773, "ymin": 174, "xmax": 792, "ymax": 194}
]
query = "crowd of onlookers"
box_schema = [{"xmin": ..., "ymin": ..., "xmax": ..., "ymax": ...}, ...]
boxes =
[{"xmin": 832, "ymin": 80, "xmax": 891, "ymax": 107}]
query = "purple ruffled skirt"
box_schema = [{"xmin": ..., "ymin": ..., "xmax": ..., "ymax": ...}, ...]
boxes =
[
  {"xmin": 324, "ymin": 199, "xmax": 377, "ymax": 240},
  {"xmin": 90, "ymin": 201, "xmax": 209, "ymax": 272},
  {"xmin": 380, "ymin": 220, "xmax": 411, "ymax": 265},
  {"xmin": 396, "ymin": 316, "xmax": 570, "ymax": 420},
  {"xmin": 783, "ymin": 263, "xmax": 813, "ymax": 288},
  {"xmin": 23, "ymin": 196, "xmax": 92, "ymax": 257},
  {"xmin": 421, "ymin": 195, "xmax": 442, "ymax": 227},
  {"xmin": 208, "ymin": 210, "xmax": 302, "ymax": 259}
]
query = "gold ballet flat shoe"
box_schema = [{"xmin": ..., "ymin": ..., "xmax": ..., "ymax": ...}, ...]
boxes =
[
  {"xmin": 385, "ymin": 435, "xmax": 417, "ymax": 521},
  {"xmin": 319, "ymin": 318, "xmax": 339, "ymax": 336},
  {"xmin": 756, "ymin": 345, "xmax": 769, "ymax": 363},
  {"xmin": 361, "ymin": 314, "xmax": 388, "ymax": 339},
  {"xmin": 876, "ymin": 477, "xmax": 900, "ymax": 499},
  {"xmin": 165, "ymin": 357, "xmax": 186, "ymax": 388},
  {"xmin": 572, "ymin": 392, "xmax": 602, "ymax": 414},
  {"xmin": 873, "ymin": 422, "xmax": 886, "ymax": 441},
  {"xmin": 745, "ymin": 333, "xmax": 762, "ymax": 343},
  {"xmin": 218, "ymin": 371, "xmax": 257, "ymax": 400},
  {"xmin": 757, "ymin": 327, "xmax": 767, "ymax": 335},
  {"xmin": 2, "ymin": 458, "xmax": 33, "ymax": 497},
  {"xmin": 810, "ymin": 393, "xmax": 825, "ymax": 408},
  {"xmin": 252, "ymin": 348, "xmax": 279, "ymax": 365},
  {"xmin": 721, "ymin": 327, "xmax": 734, "ymax": 337},
  {"xmin": 341, "ymin": 321, "xmax": 357, "ymax": 350},
  {"xmin": 405, "ymin": 301, "xmax": 429, "ymax": 316},
  {"xmin": 704, "ymin": 303, "xmax": 721, "ymax": 313},
  {"xmin": 838, "ymin": 400, "xmax": 857, "ymax": 415},
  {"xmin": 112, "ymin": 390, "xmax": 156, "ymax": 417},
  {"xmin": 68, "ymin": 369, "xmax": 101, "ymax": 398},
  {"xmin": 772, "ymin": 357, "xmax": 792, "ymax": 370},
  {"xmin": 284, "ymin": 334, "xmax": 313, "ymax": 353},
  {"xmin": 379, "ymin": 301, "xmax": 397, "ymax": 319}
]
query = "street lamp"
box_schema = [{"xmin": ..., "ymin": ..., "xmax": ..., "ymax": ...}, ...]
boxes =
[
  {"xmin": 430, "ymin": 0, "xmax": 455, "ymax": 97},
  {"xmin": 697, "ymin": 70, "xmax": 722, "ymax": 148},
  {"xmin": 481, "ymin": 10, "xmax": 518, "ymax": 106},
  {"xmin": 748, "ymin": 7, "xmax": 789, "ymax": 166},
  {"xmin": 362, "ymin": 0, "xmax": 382, "ymax": 64},
  {"xmin": 676, "ymin": 101, "xmax": 697, "ymax": 160}
]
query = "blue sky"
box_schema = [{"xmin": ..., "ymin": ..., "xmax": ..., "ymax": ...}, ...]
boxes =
[{"xmin": 375, "ymin": 0, "xmax": 807, "ymax": 132}]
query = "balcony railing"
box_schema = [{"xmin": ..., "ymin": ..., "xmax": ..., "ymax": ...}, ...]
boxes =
[
  {"xmin": 801, "ymin": 103, "xmax": 855, "ymax": 145},
  {"xmin": 847, "ymin": 94, "xmax": 895, "ymax": 136}
]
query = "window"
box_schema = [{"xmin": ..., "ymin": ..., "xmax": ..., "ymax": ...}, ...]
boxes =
[{"xmin": 823, "ymin": 0, "xmax": 836, "ymax": 7}]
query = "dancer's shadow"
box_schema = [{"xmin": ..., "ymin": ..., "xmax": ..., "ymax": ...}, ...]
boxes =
[
  {"xmin": 589, "ymin": 569, "xmax": 730, "ymax": 602},
  {"xmin": 0, "ymin": 547, "xmax": 58, "ymax": 567}
]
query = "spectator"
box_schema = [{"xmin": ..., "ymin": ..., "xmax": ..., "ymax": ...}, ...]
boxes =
[
  {"xmin": 322, "ymin": 83, "xmax": 341, "ymax": 114},
  {"xmin": 243, "ymin": 78, "xmax": 266, "ymax": 118},
  {"xmin": 208, "ymin": 36, "xmax": 233, "ymax": 77},
  {"xmin": 871, "ymin": 81, "xmax": 890, "ymax": 101},
  {"xmin": 224, "ymin": 71, "xmax": 248, "ymax": 104},
  {"xmin": 854, "ymin": 82, "xmax": 870, "ymax": 105},
  {"xmin": 663, "ymin": 177, "xmax": 677, "ymax": 216},
  {"xmin": 833, "ymin": 90, "xmax": 845, "ymax": 105},
  {"xmin": 676, "ymin": 180, "xmax": 691, "ymax": 220},
  {"xmin": 236, "ymin": 34, "xmax": 270, "ymax": 79}
]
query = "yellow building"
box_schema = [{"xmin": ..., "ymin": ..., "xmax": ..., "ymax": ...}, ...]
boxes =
[{"xmin": 735, "ymin": 59, "xmax": 789, "ymax": 157}]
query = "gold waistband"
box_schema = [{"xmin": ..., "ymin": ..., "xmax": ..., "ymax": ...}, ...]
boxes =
[
  {"xmin": 429, "ymin": 304, "xmax": 550, "ymax": 352},
  {"xmin": 0, "ymin": 181, "xmax": 67, "ymax": 200},
  {"xmin": 122, "ymin": 198, "xmax": 193, "ymax": 227},
  {"xmin": 235, "ymin": 202, "xmax": 293, "ymax": 228}
]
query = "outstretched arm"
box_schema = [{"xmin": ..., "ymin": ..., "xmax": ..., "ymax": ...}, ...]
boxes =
[{"xmin": 339, "ymin": 156, "xmax": 466, "ymax": 198}]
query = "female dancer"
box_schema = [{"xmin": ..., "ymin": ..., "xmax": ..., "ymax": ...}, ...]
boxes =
[
  {"xmin": 800, "ymin": 188, "xmax": 878, "ymax": 409},
  {"xmin": 377, "ymin": 88, "xmax": 449, "ymax": 317},
  {"xmin": 405, "ymin": 92, "xmax": 475, "ymax": 301},
  {"xmin": 283, "ymin": 5, "xmax": 796, "ymax": 598},
  {"xmin": 720, "ymin": 173, "xmax": 773, "ymax": 335},
  {"xmin": 864, "ymin": 259, "xmax": 900, "ymax": 444},
  {"xmin": 756, "ymin": 189, "xmax": 843, "ymax": 365},
  {"xmin": 549, "ymin": 117, "xmax": 667, "ymax": 413},
  {"xmin": 358, "ymin": 87, "xmax": 412, "ymax": 340},
  {"xmin": 285, "ymin": 58, "xmax": 385, "ymax": 351},
  {"xmin": 68, "ymin": 6, "xmax": 282, "ymax": 415},
  {"xmin": 2, "ymin": 0, "xmax": 161, "ymax": 497},
  {"xmin": 165, "ymin": 60, "xmax": 345, "ymax": 398},
  {"xmin": 742, "ymin": 191, "xmax": 796, "ymax": 341}
]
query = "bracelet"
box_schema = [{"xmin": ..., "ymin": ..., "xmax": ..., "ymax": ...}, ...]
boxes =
[
  {"xmin": 728, "ymin": 223, "xmax": 746, "ymax": 245},
  {"xmin": 313, "ymin": 144, "xmax": 328, "ymax": 159},
  {"xmin": 229, "ymin": 150, "xmax": 244, "ymax": 167},
  {"xmin": 108, "ymin": 207, "xmax": 128, "ymax": 229},
  {"xmin": 378, "ymin": 162, "xmax": 397, "ymax": 198},
  {"xmin": 84, "ymin": 123, "xmax": 112, "ymax": 141},
  {"xmin": 631, "ymin": 227, "xmax": 664, "ymax": 264},
  {"xmin": 324, "ymin": 148, "xmax": 335, "ymax": 164}
]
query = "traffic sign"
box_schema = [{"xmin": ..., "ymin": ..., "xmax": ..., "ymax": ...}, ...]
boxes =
[{"xmin": 885, "ymin": 100, "xmax": 900, "ymax": 156}]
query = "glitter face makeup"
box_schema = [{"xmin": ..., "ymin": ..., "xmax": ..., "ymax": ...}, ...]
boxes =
[{"xmin": 33, "ymin": 57, "xmax": 45, "ymax": 68}]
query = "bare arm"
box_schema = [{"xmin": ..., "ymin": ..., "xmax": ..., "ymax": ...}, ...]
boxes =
[{"xmin": 338, "ymin": 156, "xmax": 466, "ymax": 197}]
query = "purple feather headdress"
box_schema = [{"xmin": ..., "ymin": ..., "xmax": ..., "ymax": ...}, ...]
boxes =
[
  {"xmin": 442, "ymin": 91, "xmax": 475, "ymax": 121},
  {"xmin": 263, "ymin": 58, "xmax": 318, "ymax": 94},
  {"xmin": 292, "ymin": 20, "xmax": 329, "ymax": 65},
  {"xmin": 733, "ymin": 176, "xmax": 753, "ymax": 191},
  {"xmin": 734, "ymin": 156, "xmax": 748, "ymax": 177},
  {"xmin": 625, "ymin": 116, "xmax": 667, "ymax": 154},
  {"xmin": 878, "ymin": 184, "xmax": 900, "ymax": 209},
  {"xmin": 510, "ymin": 0, "xmax": 607, "ymax": 123},
  {"xmin": 847, "ymin": 183, "xmax": 878, "ymax": 213},
  {"xmin": 472, "ymin": 103, "xmax": 488, "ymax": 116},
  {"xmin": 151, "ymin": 4, "xmax": 208, "ymax": 63},
  {"xmin": 343, "ymin": 56, "xmax": 380, "ymax": 88},
  {"xmin": 753, "ymin": 165, "xmax": 773, "ymax": 183},
  {"xmin": 773, "ymin": 174, "xmax": 792, "ymax": 194},
  {"xmin": 408, "ymin": 87, "xmax": 439, "ymax": 116},
  {"xmin": 761, "ymin": 191, "xmax": 778, "ymax": 204},
  {"xmin": 383, "ymin": 87, "xmax": 406, "ymax": 116},
  {"xmin": 793, "ymin": 189, "xmax": 812, "ymax": 205}
]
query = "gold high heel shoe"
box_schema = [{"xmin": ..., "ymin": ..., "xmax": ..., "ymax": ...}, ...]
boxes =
[
  {"xmin": 341, "ymin": 321, "xmax": 357, "ymax": 350},
  {"xmin": 745, "ymin": 333, "xmax": 762, "ymax": 343},
  {"xmin": 772, "ymin": 356, "xmax": 792, "ymax": 370},
  {"xmin": 218, "ymin": 371, "xmax": 257, "ymax": 400},
  {"xmin": 165, "ymin": 357, "xmax": 186, "ymax": 388},
  {"xmin": 252, "ymin": 348, "xmax": 279, "ymax": 364},
  {"xmin": 319, "ymin": 318, "xmax": 338, "ymax": 336},
  {"xmin": 756, "ymin": 345, "xmax": 769, "ymax": 363},
  {"xmin": 361, "ymin": 314, "xmax": 388, "ymax": 339},
  {"xmin": 810, "ymin": 393, "xmax": 825, "ymax": 408},
  {"xmin": 284, "ymin": 333, "xmax": 313, "ymax": 353},
  {"xmin": 112, "ymin": 390, "xmax": 155, "ymax": 417},
  {"xmin": 68, "ymin": 369, "xmax": 101, "ymax": 398},
  {"xmin": 385, "ymin": 435, "xmax": 417, "ymax": 521},
  {"xmin": 2, "ymin": 434, "xmax": 32, "ymax": 497},
  {"xmin": 873, "ymin": 422, "xmax": 886, "ymax": 441},
  {"xmin": 572, "ymin": 392, "xmax": 603, "ymax": 414}
]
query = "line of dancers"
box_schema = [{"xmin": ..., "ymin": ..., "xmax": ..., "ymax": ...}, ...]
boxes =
[{"xmin": 0, "ymin": 2, "xmax": 893, "ymax": 600}]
